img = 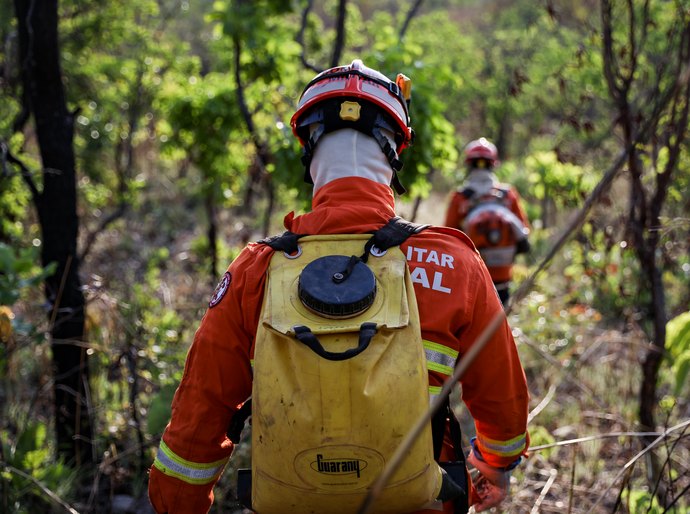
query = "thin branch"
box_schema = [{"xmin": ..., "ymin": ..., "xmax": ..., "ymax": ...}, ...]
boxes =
[
  {"xmin": 661, "ymin": 481, "xmax": 690, "ymax": 513},
  {"xmin": 233, "ymin": 37, "xmax": 267, "ymax": 170},
  {"xmin": 232, "ymin": 34, "xmax": 276, "ymax": 231},
  {"xmin": 1, "ymin": 140, "xmax": 40, "ymax": 201},
  {"xmin": 530, "ymin": 468, "xmax": 557, "ymax": 514},
  {"xmin": 330, "ymin": 0, "xmax": 347, "ymax": 67},
  {"xmin": 78, "ymin": 204, "xmax": 126, "ymax": 262},
  {"xmin": 399, "ymin": 0, "xmax": 425, "ymax": 41},
  {"xmin": 622, "ymin": 0, "xmax": 637, "ymax": 89},
  {"xmin": 650, "ymin": 416, "xmax": 690, "ymax": 512},
  {"xmin": 567, "ymin": 446, "xmax": 576, "ymax": 514},
  {"xmin": 527, "ymin": 383, "xmax": 557, "ymax": 424},
  {"xmin": 601, "ymin": 0, "xmax": 623, "ymax": 103},
  {"xmin": 0, "ymin": 462, "xmax": 80, "ymax": 514},
  {"xmin": 585, "ymin": 419, "xmax": 690, "ymax": 513},
  {"xmin": 529, "ymin": 430, "xmax": 665, "ymax": 452},
  {"xmin": 296, "ymin": 0, "xmax": 321, "ymax": 72},
  {"xmin": 651, "ymin": 28, "xmax": 690, "ymax": 224},
  {"xmin": 358, "ymin": 310, "xmax": 507, "ymax": 514}
]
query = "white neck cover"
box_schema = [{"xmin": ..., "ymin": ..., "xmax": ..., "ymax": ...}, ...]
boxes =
[
  {"xmin": 465, "ymin": 169, "xmax": 497, "ymax": 196},
  {"xmin": 310, "ymin": 129, "xmax": 394, "ymax": 195}
]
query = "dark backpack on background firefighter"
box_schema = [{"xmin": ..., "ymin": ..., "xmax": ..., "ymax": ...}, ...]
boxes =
[{"xmin": 232, "ymin": 217, "xmax": 468, "ymax": 514}]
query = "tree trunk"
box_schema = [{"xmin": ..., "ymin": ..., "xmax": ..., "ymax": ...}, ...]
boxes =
[{"xmin": 14, "ymin": 0, "xmax": 93, "ymax": 466}]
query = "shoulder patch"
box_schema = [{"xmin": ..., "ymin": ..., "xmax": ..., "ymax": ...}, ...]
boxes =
[{"xmin": 209, "ymin": 272, "xmax": 231, "ymax": 308}]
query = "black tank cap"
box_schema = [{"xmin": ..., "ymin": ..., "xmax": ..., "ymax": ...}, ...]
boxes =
[{"xmin": 298, "ymin": 255, "xmax": 376, "ymax": 318}]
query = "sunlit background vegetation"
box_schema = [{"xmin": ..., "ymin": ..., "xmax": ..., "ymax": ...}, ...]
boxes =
[{"xmin": 1, "ymin": 1, "xmax": 689, "ymax": 513}]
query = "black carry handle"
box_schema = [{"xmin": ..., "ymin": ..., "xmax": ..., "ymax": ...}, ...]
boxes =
[{"xmin": 292, "ymin": 323, "xmax": 377, "ymax": 361}]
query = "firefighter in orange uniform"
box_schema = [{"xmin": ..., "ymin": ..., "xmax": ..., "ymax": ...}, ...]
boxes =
[
  {"xmin": 445, "ymin": 138, "xmax": 531, "ymax": 306},
  {"xmin": 148, "ymin": 61, "xmax": 529, "ymax": 514}
]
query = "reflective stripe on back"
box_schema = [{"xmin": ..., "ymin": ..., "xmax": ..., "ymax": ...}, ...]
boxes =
[{"xmin": 479, "ymin": 246, "xmax": 516, "ymax": 266}]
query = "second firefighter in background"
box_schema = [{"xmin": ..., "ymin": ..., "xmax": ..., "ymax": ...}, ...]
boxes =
[{"xmin": 445, "ymin": 138, "xmax": 530, "ymax": 306}]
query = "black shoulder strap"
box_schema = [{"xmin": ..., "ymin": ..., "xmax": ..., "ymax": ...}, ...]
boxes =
[
  {"xmin": 258, "ymin": 231, "xmax": 305, "ymax": 254},
  {"xmin": 362, "ymin": 216, "xmax": 429, "ymax": 260},
  {"xmin": 432, "ymin": 397, "xmax": 465, "ymax": 464}
]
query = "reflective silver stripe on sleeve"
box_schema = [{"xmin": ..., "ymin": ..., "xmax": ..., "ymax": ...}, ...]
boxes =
[
  {"xmin": 153, "ymin": 441, "xmax": 227, "ymax": 485},
  {"xmin": 428, "ymin": 385, "xmax": 442, "ymax": 405},
  {"xmin": 478, "ymin": 432, "xmax": 528, "ymax": 458},
  {"xmin": 424, "ymin": 340, "xmax": 458, "ymax": 377}
]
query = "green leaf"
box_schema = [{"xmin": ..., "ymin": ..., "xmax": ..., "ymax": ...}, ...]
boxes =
[
  {"xmin": 673, "ymin": 353, "xmax": 690, "ymax": 396},
  {"xmin": 147, "ymin": 384, "xmax": 177, "ymax": 436},
  {"xmin": 666, "ymin": 311, "xmax": 690, "ymax": 358}
]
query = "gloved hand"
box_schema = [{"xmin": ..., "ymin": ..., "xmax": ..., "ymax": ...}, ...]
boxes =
[{"xmin": 467, "ymin": 446, "xmax": 513, "ymax": 512}]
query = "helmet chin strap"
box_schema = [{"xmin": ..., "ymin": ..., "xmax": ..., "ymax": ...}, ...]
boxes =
[{"xmin": 309, "ymin": 129, "xmax": 399, "ymax": 195}]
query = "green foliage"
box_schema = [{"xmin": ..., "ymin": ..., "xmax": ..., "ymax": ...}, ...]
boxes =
[
  {"xmin": 1, "ymin": 422, "xmax": 77, "ymax": 514},
  {"xmin": 552, "ymin": 222, "xmax": 650, "ymax": 320},
  {"xmin": 0, "ymin": 172, "xmax": 30, "ymax": 243},
  {"xmin": 527, "ymin": 424, "xmax": 556, "ymax": 459},
  {"xmin": 621, "ymin": 488, "xmax": 664, "ymax": 514},
  {"xmin": 147, "ymin": 384, "xmax": 177, "ymax": 436},
  {"xmin": 0, "ymin": 135, "xmax": 37, "ymax": 243},
  {"xmin": 666, "ymin": 311, "xmax": 690, "ymax": 395},
  {"xmin": 2, "ymin": 1, "xmax": 690, "ymax": 511},
  {"xmin": 521, "ymin": 151, "xmax": 595, "ymax": 210},
  {"xmin": 0, "ymin": 244, "xmax": 56, "ymax": 306},
  {"xmin": 158, "ymin": 72, "xmax": 247, "ymax": 206}
]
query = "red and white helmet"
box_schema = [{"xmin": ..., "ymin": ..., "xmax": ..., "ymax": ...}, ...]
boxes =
[
  {"xmin": 464, "ymin": 138, "xmax": 499, "ymax": 167},
  {"xmin": 290, "ymin": 60, "xmax": 414, "ymax": 194},
  {"xmin": 291, "ymin": 59, "xmax": 413, "ymax": 150}
]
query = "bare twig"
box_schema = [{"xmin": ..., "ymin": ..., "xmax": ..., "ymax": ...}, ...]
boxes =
[
  {"xmin": 567, "ymin": 446, "xmax": 576, "ymax": 514},
  {"xmin": 649, "ymin": 416, "xmax": 690, "ymax": 510},
  {"xmin": 0, "ymin": 462, "xmax": 80, "ymax": 514},
  {"xmin": 661, "ymin": 481, "xmax": 690, "ymax": 513},
  {"xmin": 78, "ymin": 204, "xmax": 126, "ymax": 262},
  {"xmin": 296, "ymin": 0, "xmax": 322, "ymax": 72},
  {"xmin": 399, "ymin": 0, "xmax": 425, "ymax": 40},
  {"xmin": 527, "ymin": 383, "xmax": 557, "ymax": 424},
  {"xmin": 531, "ymin": 468, "xmax": 557, "ymax": 514},
  {"xmin": 517, "ymin": 332, "xmax": 602, "ymax": 409},
  {"xmin": 232, "ymin": 33, "xmax": 275, "ymax": 235},
  {"xmin": 1, "ymin": 140, "xmax": 40, "ymax": 201},
  {"xmin": 330, "ymin": 0, "xmax": 347, "ymax": 67},
  {"xmin": 529, "ymin": 430, "xmax": 665, "ymax": 452},
  {"xmin": 585, "ymin": 419, "xmax": 690, "ymax": 513}
]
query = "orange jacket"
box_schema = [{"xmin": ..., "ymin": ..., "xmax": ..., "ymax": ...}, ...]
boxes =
[
  {"xmin": 149, "ymin": 177, "xmax": 529, "ymax": 514},
  {"xmin": 445, "ymin": 184, "xmax": 529, "ymax": 283}
]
